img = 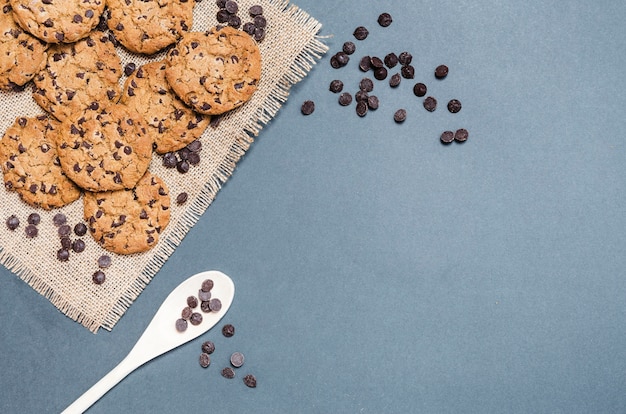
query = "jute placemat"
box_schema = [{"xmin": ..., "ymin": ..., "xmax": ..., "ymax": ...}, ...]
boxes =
[{"xmin": 0, "ymin": 0, "xmax": 327, "ymax": 332}]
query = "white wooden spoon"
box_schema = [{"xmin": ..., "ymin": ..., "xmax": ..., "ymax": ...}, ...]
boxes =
[{"xmin": 62, "ymin": 270, "xmax": 235, "ymax": 414}]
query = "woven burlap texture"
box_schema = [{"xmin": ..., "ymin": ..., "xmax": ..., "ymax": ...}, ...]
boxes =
[{"xmin": 0, "ymin": 0, "xmax": 328, "ymax": 333}]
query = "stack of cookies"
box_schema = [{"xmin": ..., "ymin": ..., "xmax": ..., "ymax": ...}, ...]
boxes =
[{"xmin": 0, "ymin": 0, "xmax": 262, "ymax": 255}]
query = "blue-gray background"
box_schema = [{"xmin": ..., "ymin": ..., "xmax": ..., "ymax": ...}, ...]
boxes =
[{"xmin": 2, "ymin": 1, "xmax": 626, "ymax": 412}]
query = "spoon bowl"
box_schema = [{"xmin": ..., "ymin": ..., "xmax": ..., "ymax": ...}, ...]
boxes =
[{"xmin": 62, "ymin": 270, "xmax": 235, "ymax": 414}]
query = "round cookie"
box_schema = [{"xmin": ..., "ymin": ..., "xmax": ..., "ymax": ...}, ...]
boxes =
[
  {"xmin": 8, "ymin": 0, "xmax": 105, "ymax": 44},
  {"xmin": 83, "ymin": 171, "xmax": 171, "ymax": 254},
  {"xmin": 0, "ymin": 115, "xmax": 81, "ymax": 209},
  {"xmin": 164, "ymin": 26, "xmax": 261, "ymax": 116},
  {"xmin": 0, "ymin": 1, "xmax": 48, "ymax": 90},
  {"xmin": 33, "ymin": 35, "xmax": 122, "ymax": 122},
  {"xmin": 107, "ymin": 0, "xmax": 194, "ymax": 55},
  {"xmin": 51, "ymin": 104, "xmax": 153, "ymax": 192},
  {"xmin": 120, "ymin": 61, "xmax": 209, "ymax": 154}
]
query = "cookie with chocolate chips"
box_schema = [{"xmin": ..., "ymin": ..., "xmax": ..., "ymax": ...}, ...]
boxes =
[
  {"xmin": 0, "ymin": 115, "xmax": 81, "ymax": 209},
  {"xmin": 50, "ymin": 104, "xmax": 153, "ymax": 192},
  {"xmin": 9, "ymin": 0, "xmax": 105, "ymax": 44},
  {"xmin": 0, "ymin": 0, "xmax": 49, "ymax": 90},
  {"xmin": 32, "ymin": 35, "xmax": 122, "ymax": 122},
  {"xmin": 120, "ymin": 61, "xmax": 209, "ymax": 154},
  {"xmin": 164, "ymin": 26, "xmax": 261, "ymax": 115},
  {"xmin": 83, "ymin": 171, "xmax": 171, "ymax": 254},
  {"xmin": 106, "ymin": 0, "xmax": 194, "ymax": 55}
]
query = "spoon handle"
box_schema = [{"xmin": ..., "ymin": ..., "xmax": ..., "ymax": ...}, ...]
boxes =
[{"xmin": 61, "ymin": 352, "xmax": 142, "ymax": 414}]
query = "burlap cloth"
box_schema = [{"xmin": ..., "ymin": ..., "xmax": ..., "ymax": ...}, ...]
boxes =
[{"xmin": 0, "ymin": 0, "xmax": 327, "ymax": 332}]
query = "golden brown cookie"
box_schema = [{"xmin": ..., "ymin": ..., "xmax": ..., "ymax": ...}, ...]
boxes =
[
  {"xmin": 9, "ymin": 0, "xmax": 105, "ymax": 44},
  {"xmin": 51, "ymin": 104, "xmax": 153, "ymax": 192},
  {"xmin": 83, "ymin": 171, "xmax": 171, "ymax": 254},
  {"xmin": 0, "ymin": 115, "xmax": 81, "ymax": 209},
  {"xmin": 33, "ymin": 35, "xmax": 122, "ymax": 122},
  {"xmin": 0, "ymin": 1, "xmax": 48, "ymax": 90},
  {"xmin": 164, "ymin": 26, "xmax": 261, "ymax": 116},
  {"xmin": 120, "ymin": 61, "xmax": 209, "ymax": 154},
  {"xmin": 107, "ymin": 0, "xmax": 194, "ymax": 55}
]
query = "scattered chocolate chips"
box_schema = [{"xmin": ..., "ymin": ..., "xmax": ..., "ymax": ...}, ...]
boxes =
[
  {"xmin": 423, "ymin": 96, "xmax": 437, "ymax": 112},
  {"xmin": 393, "ymin": 109, "xmax": 407, "ymax": 123},
  {"xmin": 243, "ymin": 374, "xmax": 257, "ymax": 388},
  {"xmin": 6, "ymin": 215, "xmax": 19, "ymax": 230},
  {"xmin": 222, "ymin": 324, "xmax": 235, "ymax": 337},
  {"xmin": 230, "ymin": 351, "xmax": 245, "ymax": 368},
  {"xmin": 447, "ymin": 99, "xmax": 462, "ymax": 113},
  {"xmin": 301, "ymin": 100, "xmax": 315, "ymax": 115},
  {"xmin": 377, "ymin": 12, "xmax": 393, "ymax": 27},
  {"xmin": 92, "ymin": 270, "xmax": 106, "ymax": 285}
]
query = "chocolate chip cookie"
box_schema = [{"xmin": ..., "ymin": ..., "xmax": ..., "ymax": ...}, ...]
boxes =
[
  {"xmin": 0, "ymin": 115, "xmax": 81, "ymax": 209},
  {"xmin": 83, "ymin": 171, "xmax": 170, "ymax": 254},
  {"xmin": 33, "ymin": 35, "xmax": 122, "ymax": 122},
  {"xmin": 120, "ymin": 61, "xmax": 209, "ymax": 154},
  {"xmin": 107, "ymin": 0, "xmax": 194, "ymax": 55},
  {"xmin": 0, "ymin": 0, "xmax": 48, "ymax": 90},
  {"xmin": 50, "ymin": 104, "xmax": 153, "ymax": 192},
  {"xmin": 9, "ymin": 0, "xmax": 105, "ymax": 44},
  {"xmin": 164, "ymin": 26, "xmax": 261, "ymax": 115}
]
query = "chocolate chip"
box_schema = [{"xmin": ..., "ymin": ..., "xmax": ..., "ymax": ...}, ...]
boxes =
[
  {"xmin": 413, "ymin": 82, "xmax": 427, "ymax": 97},
  {"xmin": 72, "ymin": 239, "xmax": 86, "ymax": 253},
  {"xmin": 202, "ymin": 340, "xmax": 215, "ymax": 354},
  {"xmin": 389, "ymin": 73, "xmax": 401, "ymax": 87},
  {"xmin": 398, "ymin": 52, "xmax": 412, "ymax": 65},
  {"xmin": 27, "ymin": 213, "xmax": 40, "ymax": 225},
  {"xmin": 201, "ymin": 300, "xmax": 211, "ymax": 312},
  {"xmin": 423, "ymin": 96, "xmax": 437, "ymax": 112},
  {"xmin": 225, "ymin": 0, "xmax": 238, "ymax": 13},
  {"xmin": 60, "ymin": 237, "xmax": 72, "ymax": 249},
  {"xmin": 355, "ymin": 90, "xmax": 368, "ymax": 102},
  {"xmin": 222, "ymin": 323, "xmax": 235, "ymax": 337},
  {"xmin": 367, "ymin": 95, "xmax": 379, "ymax": 110},
  {"xmin": 175, "ymin": 318, "xmax": 187, "ymax": 332},
  {"xmin": 301, "ymin": 100, "xmax": 315, "ymax": 115},
  {"xmin": 359, "ymin": 55, "xmax": 371, "ymax": 71},
  {"xmin": 187, "ymin": 295, "xmax": 198, "ymax": 308},
  {"xmin": 359, "ymin": 78, "xmax": 374, "ymax": 92},
  {"xmin": 253, "ymin": 27, "xmax": 265, "ymax": 42},
  {"xmin": 393, "ymin": 109, "xmax": 407, "ymax": 123},
  {"xmin": 216, "ymin": 9, "xmax": 230, "ymax": 23},
  {"xmin": 52, "ymin": 213, "xmax": 67, "ymax": 227},
  {"xmin": 230, "ymin": 352, "xmax": 245, "ymax": 368},
  {"xmin": 199, "ymin": 353, "xmax": 211, "ymax": 368},
  {"xmin": 98, "ymin": 254, "xmax": 111, "ymax": 268},
  {"xmin": 190, "ymin": 312, "xmax": 203, "ymax": 325},
  {"xmin": 329, "ymin": 79, "xmax": 343, "ymax": 93},
  {"xmin": 334, "ymin": 52, "xmax": 349, "ymax": 67},
  {"xmin": 57, "ymin": 248, "xmax": 69, "ymax": 261},
  {"xmin": 435, "ymin": 64, "xmax": 448, "ymax": 79},
  {"xmin": 249, "ymin": 5, "xmax": 263, "ymax": 16},
  {"xmin": 6, "ymin": 215, "xmax": 19, "ymax": 230},
  {"xmin": 162, "ymin": 152, "xmax": 178, "ymax": 168},
  {"xmin": 353, "ymin": 26, "xmax": 369, "ymax": 40},
  {"xmin": 221, "ymin": 367, "xmax": 235, "ymax": 379},
  {"xmin": 228, "ymin": 14, "xmax": 241, "ymax": 29},
  {"xmin": 447, "ymin": 99, "xmax": 462, "ymax": 113},
  {"xmin": 70, "ymin": 224, "xmax": 85, "ymax": 240},
  {"xmin": 58, "ymin": 224, "xmax": 71, "ymax": 237},
  {"xmin": 440, "ymin": 130, "xmax": 454, "ymax": 144},
  {"xmin": 253, "ymin": 15, "xmax": 266, "ymax": 28},
  {"xmin": 454, "ymin": 128, "xmax": 469, "ymax": 142},
  {"xmin": 209, "ymin": 298, "xmax": 222, "ymax": 312},
  {"xmin": 201, "ymin": 279, "xmax": 214, "ymax": 292},
  {"xmin": 373, "ymin": 67, "xmax": 388, "ymax": 80},
  {"xmin": 188, "ymin": 152, "xmax": 200, "ymax": 165},
  {"xmin": 338, "ymin": 92, "xmax": 352, "ymax": 106},
  {"xmin": 176, "ymin": 160, "xmax": 190, "ymax": 174},
  {"xmin": 25, "ymin": 224, "xmax": 38, "ymax": 238},
  {"xmin": 243, "ymin": 374, "xmax": 257, "ymax": 388},
  {"xmin": 378, "ymin": 12, "xmax": 393, "ymax": 27},
  {"xmin": 124, "ymin": 62, "xmax": 136, "ymax": 76},
  {"xmin": 401, "ymin": 65, "xmax": 415, "ymax": 79},
  {"xmin": 342, "ymin": 41, "xmax": 356, "ymax": 55},
  {"xmin": 176, "ymin": 192, "xmax": 188, "ymax": 205},
  {"xmin": 384, "ymin": 53, "xmax": 398, "ymax": 68},
  {"xmin": 356, "ymin": 101, "xmax": 368, "ymax": 117},
  {"xmin": 198, "ymin": 289, "xmax": 211, "ymax": 302}
]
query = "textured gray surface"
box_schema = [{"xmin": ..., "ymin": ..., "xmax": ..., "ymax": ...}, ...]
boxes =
[{"xmin": 2, "ymin": 1, "xmax": 626, "ymax": 413}]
